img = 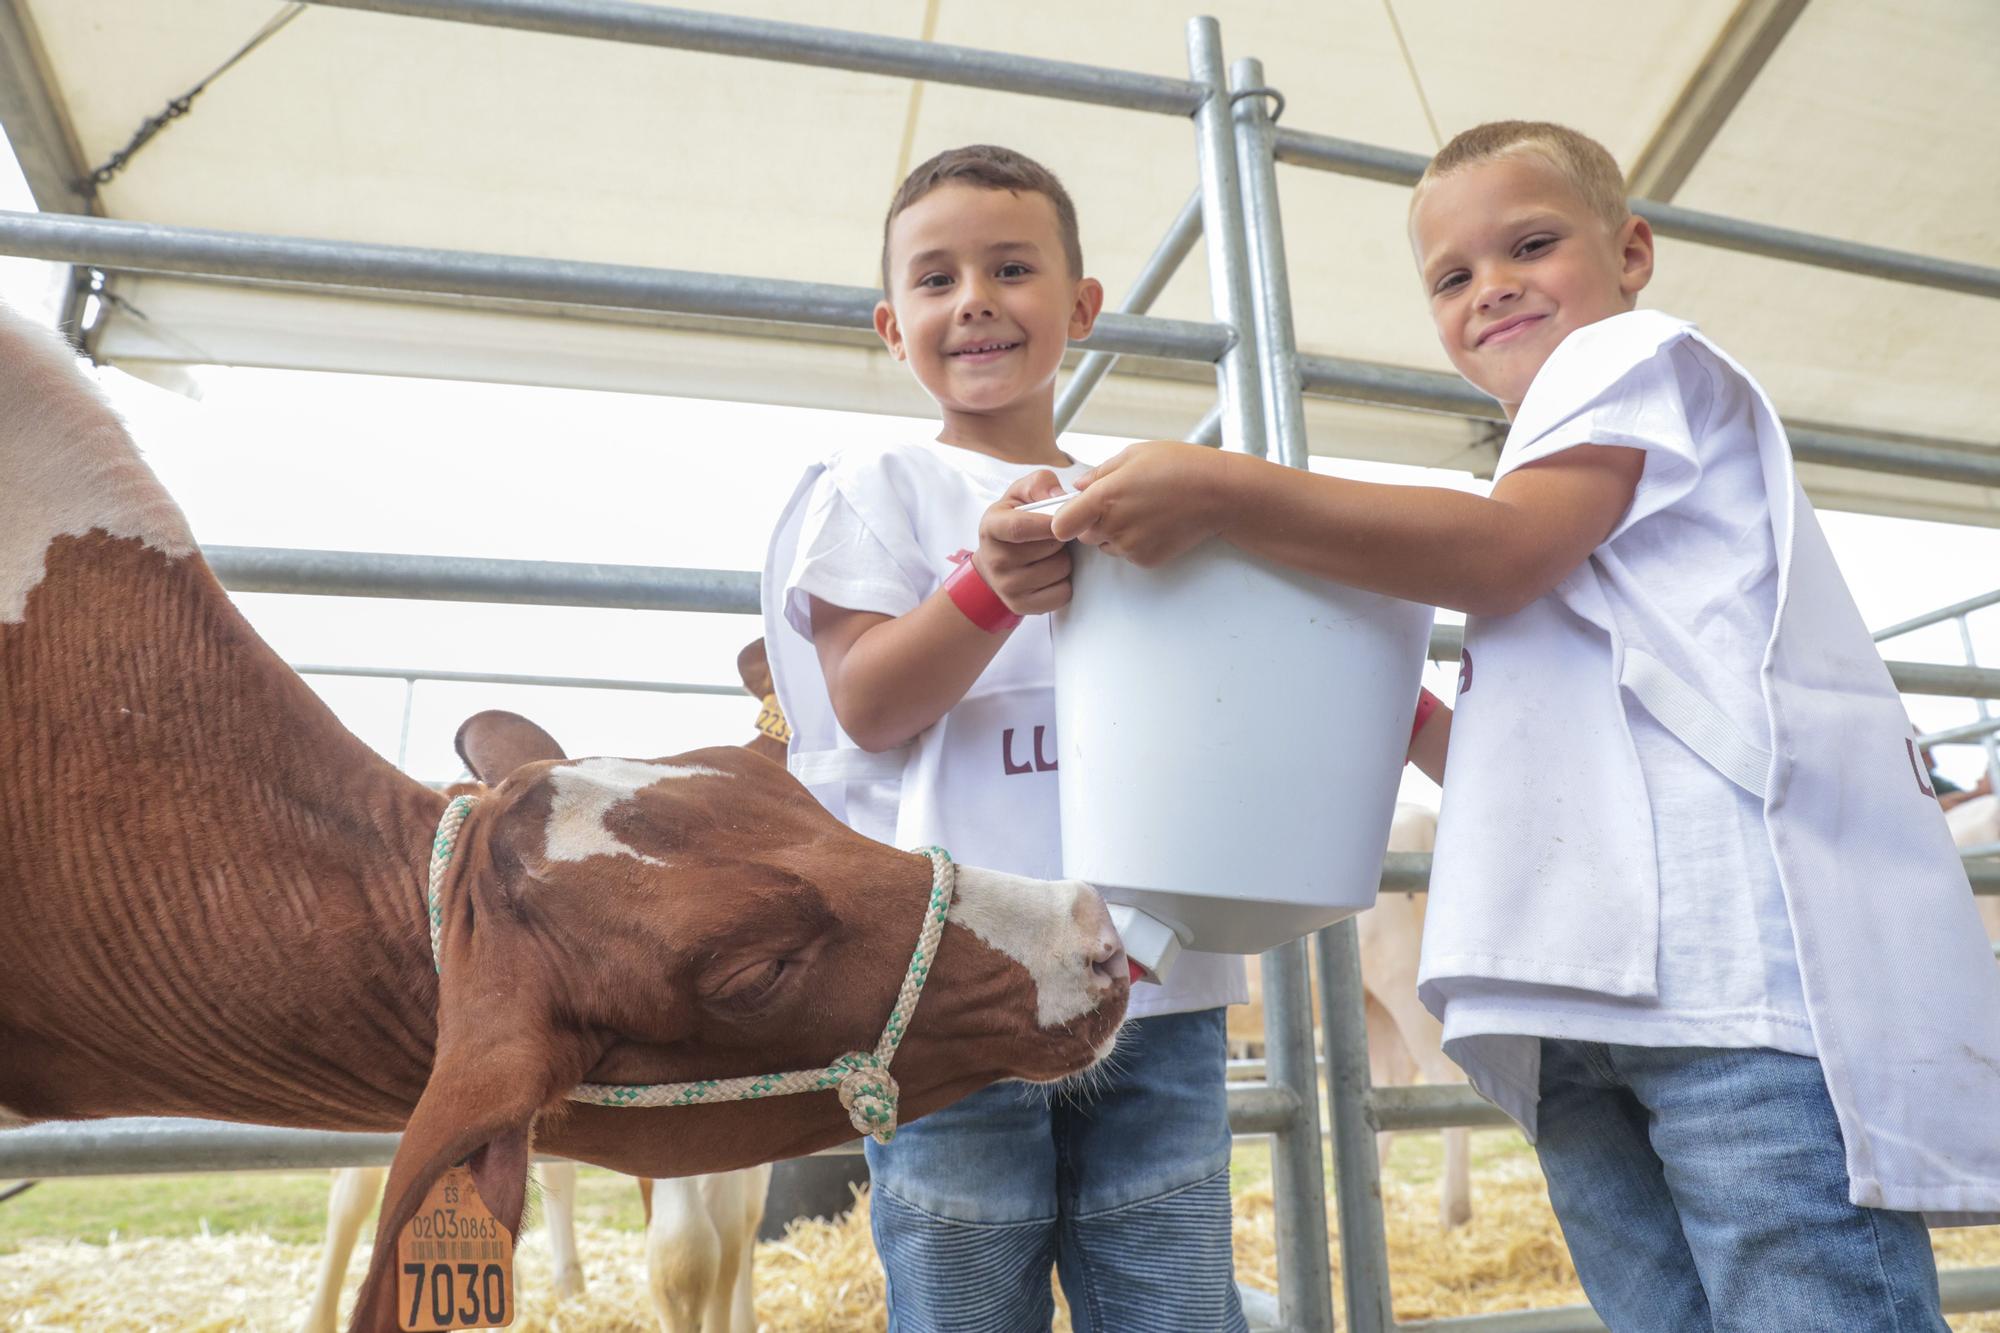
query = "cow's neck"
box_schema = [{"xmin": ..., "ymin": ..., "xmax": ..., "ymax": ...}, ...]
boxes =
[{"xmin": 1, "ymin": 531, "xmax": 448, "ymax": 1130}]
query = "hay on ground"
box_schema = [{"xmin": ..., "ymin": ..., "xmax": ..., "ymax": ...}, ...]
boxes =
[{"xmin": 3, "ymin": 1159, "xmax": 1997, "ymax": 1330}]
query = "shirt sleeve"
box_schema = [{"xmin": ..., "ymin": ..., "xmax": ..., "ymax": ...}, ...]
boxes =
[
  {"xmin": 1496, "ymin": 322, "xmax": 1715, "ymax": 545},
  {"xmin": 783, "ymin": 472, "xmax": 926, "ymax": 641}
]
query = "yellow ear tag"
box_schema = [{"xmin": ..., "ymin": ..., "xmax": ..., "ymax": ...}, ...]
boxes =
[{"xmin": 396, "ymin": 1164, "xmax": 515, "ymax": 1330}]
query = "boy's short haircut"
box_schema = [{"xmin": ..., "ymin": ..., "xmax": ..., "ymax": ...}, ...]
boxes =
[
  {"xmin": 881, "ymin": 144, "xmax": 1084, "ymax": 290},
  {"xmin": 1412, "ymin": 121, "xmax": 1630, "ymax": 234}
]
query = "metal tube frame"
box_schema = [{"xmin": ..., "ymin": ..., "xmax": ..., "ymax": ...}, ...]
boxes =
[
  {"xmin": 307, "ymin": 0, "xmax": 1205, "ymax": 116},
  {"xmin": 294, "ymin": 661, "xmax": 754, "ymax": 698},
  {"xmin": 1052, "ymin": 188, "xmax": 1204, "ymax": 434},
  {"xmin": 0, "ymin": 211, "xmax": 1232, "ymax": 366},
  {"xmin": 4, "ymin": 12, "xmax": 1997, "ymax": 1332},
  {"xmin": 1187, "ymin": 18, "xmax": 1266, "ymax": 459},
  {"xmin": 1270, "ymin": 128, "xmax": 2000, "ymax": 301},
  {"xmin": 1227, "ymin": 60, "xmax": 1334, "ymax": 1326},
  {"xmin": 1187, "ymin": 19, "xmax": 1332, "ymax": 1329}
]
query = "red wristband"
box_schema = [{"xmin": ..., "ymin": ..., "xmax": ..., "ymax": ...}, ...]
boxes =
[
  {"xmin": 943, "ymin": 550, "xmax": 1023, "ymax": 634},
  {"xmin": 1411, "ymin": 687, "xmax": 1442, "ymax": 743}
]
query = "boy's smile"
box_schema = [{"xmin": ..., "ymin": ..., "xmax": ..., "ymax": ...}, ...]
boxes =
[
  {"xmin": 1411, "ymin": 155, "xmax": 1653, "ymax": 417},
  {"xmin": 876, "ymin": 182, "xmax": 1102, "ymax": 461}
]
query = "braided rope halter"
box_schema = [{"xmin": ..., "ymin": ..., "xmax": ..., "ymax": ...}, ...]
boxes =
[{"xmin": 426, "ymin": 795, "xmax": 954, "ymax": 1144}]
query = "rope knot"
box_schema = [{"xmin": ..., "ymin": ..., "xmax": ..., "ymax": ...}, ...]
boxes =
[{"xmin": 832, "ymin": 1053, "xmax": 900, "ymax": 1144}]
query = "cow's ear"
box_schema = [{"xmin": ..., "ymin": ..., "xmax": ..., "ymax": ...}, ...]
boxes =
[
  {"xmin": 454, "ymin": 710, "xmax": 567, "ymax": 785},
  {"xmin": 348, "ymin": 815, "xmax": 592, "ymax": 1333},
  {"xmin": 349, "ymin": 1014, "xmax": 572, "ymax": 1332},
  {"xmin": 736, "ymin": 638, "xmax": 774, "ymax": 699}
]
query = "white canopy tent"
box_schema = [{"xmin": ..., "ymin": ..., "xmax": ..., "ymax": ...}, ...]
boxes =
[
  {"xmin": 3, "ymin": 0, "xmax": 1996, "ymax": 522},
  {"xmin": 7, "ymin": 8, "xmax": 2000, "ymax": 1331}
]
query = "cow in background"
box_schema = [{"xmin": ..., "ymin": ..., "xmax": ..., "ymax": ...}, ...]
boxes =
[{"xmin": 1231, "ymin": 803, "xmax": 1471, "ymax": 1228}]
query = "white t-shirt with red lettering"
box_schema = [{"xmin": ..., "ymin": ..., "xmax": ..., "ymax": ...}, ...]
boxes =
[{"xmin": 765, "ymin": 435, "xmax": 1247, "ymax": 1020}]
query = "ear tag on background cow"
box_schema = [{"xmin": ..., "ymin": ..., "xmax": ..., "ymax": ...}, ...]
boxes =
[{"xmin": 396, "ymin": 1164, "xmax": 515, "ymax": 1330}]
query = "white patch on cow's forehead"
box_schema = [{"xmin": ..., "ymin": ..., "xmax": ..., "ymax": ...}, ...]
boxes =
[
  {"xmin": 0, "ymin": 302, "xmax": 196, "ymax": 624},
  {"xmin": 948, "ymin": 866, "xmax": 1103, "ymax": 1029},
  {"xmin": 542, "ymin": 757, "xmax": 728, "ymax": 866}
]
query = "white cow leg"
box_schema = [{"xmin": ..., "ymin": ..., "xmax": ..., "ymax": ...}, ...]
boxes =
[
  {"xmin": 1408, "ymin": 1040, "xmax": 1475, "ymax": 1229},
  {"xmin": 1364, "ymin": 994, "xmax": 1411, "ymax": 1169},
  {"xmin": 648, "ymin": 1178, "xmax": 721, "ymax": 1333},
  {"xmin": 301, "ymin": 1165, "xmax": 386, "ymax": 1333},
  {"xmin": 540, "ymin": 1161, "xmax": 586, "ymax": 1301},
  {"xmin": 1440, "ymin": 1126, "xmax": 1473, "ymax": 1229},
  {"xmin": 720, "ymin": 1163, "xmax": 771, "ymax": 1332},
  {"xmin": 737, "ymin": 1163, "xmax": 771, "ymax": 1329}
]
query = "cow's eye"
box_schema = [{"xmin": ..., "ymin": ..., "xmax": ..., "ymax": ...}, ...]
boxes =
[{"xmin": 714, "ymin": 958, "xmax": 789, "ymax": 1008}]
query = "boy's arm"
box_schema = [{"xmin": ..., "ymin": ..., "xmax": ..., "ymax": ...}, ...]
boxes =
[
  {"xmin": 812, "ymin": 471, "xmax": 1070, "ymax": 752},
  {"xmin": 1051, "ymin": 441, "xmax": 1643, "ymax": 617}
]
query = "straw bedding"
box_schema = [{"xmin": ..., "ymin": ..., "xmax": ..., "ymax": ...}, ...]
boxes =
[{"xmin": 2, "ymin": 1156, "xmax": 1996, "ymax": 1330}]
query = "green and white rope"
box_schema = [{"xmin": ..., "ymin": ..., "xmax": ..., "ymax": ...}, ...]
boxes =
[
  {"xmin": 425, "ymin": 795, "xmax": 954, "ymax": 1144},
  {"xmin": 426, "ymin": 795, "xmax": 475, "ymax": 973}
]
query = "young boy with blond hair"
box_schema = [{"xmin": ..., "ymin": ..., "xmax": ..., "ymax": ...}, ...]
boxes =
[
  {"xmin": 1048, "ymin": 120, "xmax": 2000, "ymax": 1330},
  {"xmin": 761, "ymin": 144, "xmax": 1248, "ymax": 1331}
]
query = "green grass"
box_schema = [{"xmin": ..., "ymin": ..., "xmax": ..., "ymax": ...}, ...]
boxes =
[
  {"xmin": 0, "ymin": 1135, "xmax": 1541, "ymax": 1258},
  {"xmin": 0, "ymin": 1166, "xmax": 650, "ymax": 1256}
]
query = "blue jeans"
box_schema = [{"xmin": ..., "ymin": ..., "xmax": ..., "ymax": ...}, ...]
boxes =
[
  {"xmin": 1535, "ymin": 1040, "xmax": 1947, "ymax": 1332},
  {"xmin": 866, "ymin": 1008, "xmax": 1246, "ymax": 1333}
]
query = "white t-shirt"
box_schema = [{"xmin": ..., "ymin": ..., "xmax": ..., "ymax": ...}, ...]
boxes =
[
  {"xmin": 1436, "ymin": 335, "xmax": 1814, "ymax": 1065},
  {"xmin": 778, "ymin": 435, "xmax": 1247, "ymax": 1021}
]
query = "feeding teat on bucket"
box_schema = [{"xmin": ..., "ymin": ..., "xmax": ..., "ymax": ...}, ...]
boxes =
[{"xmin": 1023, "ymin": 487, "xmax": 1434, "ymax": 978}]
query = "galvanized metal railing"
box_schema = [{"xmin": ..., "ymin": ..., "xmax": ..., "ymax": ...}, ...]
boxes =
[{"xmin": 6, "ymin": 9, "xmax": 2000, "ymax": 1331}]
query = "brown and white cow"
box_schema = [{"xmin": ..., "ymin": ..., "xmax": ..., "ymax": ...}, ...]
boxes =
[
  {"xmin": 308, "ymin": 665, "xmax": 786, "ymax": 1333},
  {"xmin": 0, "ymin": 301, "xmax": 1128, "ymax": 1332}
]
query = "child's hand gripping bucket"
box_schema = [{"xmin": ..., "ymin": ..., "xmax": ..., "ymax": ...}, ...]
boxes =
[{"xmin": 1024, "ymin": 491, "xmax": 1434, "ymax": 980}]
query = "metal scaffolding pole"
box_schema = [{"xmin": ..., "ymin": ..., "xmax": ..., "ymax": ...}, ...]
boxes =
[
  {"xmin": 1190, "ymin": 401, "xmax": 1225, "ymax": 447},
  {"xmin": 1189, "ymin": 21, "xmax": 1330, "ymax": 1330},
  {"xmin": 201, "ymin": 548, "xmax": 2000, "ymax": 707},
  {"xmin": 1231, "ymin": 59, "xmax": 1308, "ymax": 472},
  {"xmin": 1052, "ymin": 188, "xmax": 1204, "ymax": 434},
  {"xmin": 293, "ymin": 662, "xmax": 750, "ymax": 697},
  {"xmin": 0, "ymin": 211, "xmax": 1232, "ymax": 366},
  {"xmin": 1270, "ymin": 129, "xmax": 2000, "ymax": 301},
  {"xmin": 1423, "ymin": 622, "xmax": 2000, "ymax": 702},
  {"xmin": 1295, "ymin": 353, "xmax": 2000, "ymax": 490},
  {"xmin": 204, "ymin": 544, "xmax": 760, "ymax": 613},
  {"xmin": 1187, "ymin": 18, "xmax": 1265, "ymax": 459},
  {"xmin": 306, "ymin": 0, "xmax": 1205, "ymax": 116},
  {"xmin": 1874, "ymin": 587, "xmax": 2000, "ymax": 642},
  {"xmin": 1315, "ymin": 921, "xmax": 1395, "ymax": 1332},
  {"xmin": 0, "ymin": 1086, "xmax": 1305, "ymax": 1177}
]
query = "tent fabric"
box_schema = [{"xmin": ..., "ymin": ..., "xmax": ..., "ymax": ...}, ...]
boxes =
[{"xmin": 10, "ymin": 0, "xmax": 1998, "ymax": 523}]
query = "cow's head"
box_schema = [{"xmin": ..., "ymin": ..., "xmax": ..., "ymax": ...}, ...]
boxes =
[{"xmin": 355, "ymin": 711, "xmax": 1126, "ymax": 1331}]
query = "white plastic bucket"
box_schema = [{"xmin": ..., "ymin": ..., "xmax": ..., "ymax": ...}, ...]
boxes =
[{"xmin": 1040, "ymin": 509, "xmax": 1434, "ymax": 961}]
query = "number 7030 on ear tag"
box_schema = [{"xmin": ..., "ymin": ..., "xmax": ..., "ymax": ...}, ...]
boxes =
[{"xmin": 396, "ymin": 1165, "xmax": 515, "ymax": 1330}]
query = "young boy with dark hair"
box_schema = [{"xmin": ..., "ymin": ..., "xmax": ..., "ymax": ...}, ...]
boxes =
[
  {"xmin": 1047, "ymin": 120, "xmax": 2000, "ymax": 1331},
  {"xmin": 762, "ymin": 144, "xmax": 1249, "ymax": 1331}
]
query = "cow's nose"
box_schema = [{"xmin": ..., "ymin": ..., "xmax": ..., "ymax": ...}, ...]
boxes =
[{"xmin": 1072, "ymin": 888, "xmax": 1129, "ymax": 990}]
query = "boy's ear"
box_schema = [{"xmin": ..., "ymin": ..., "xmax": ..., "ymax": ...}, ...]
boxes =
[
  {"xmin": 874, "ymin": 299, "xmax": 908, "ymax": 361},
  {"xmin": 1068, "ymin": 277, "xmax": 1107, "ymax": 342},
  {"xmin": 1618, "ymin": 215, "xmax": 1655, "ymax": 298}
]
